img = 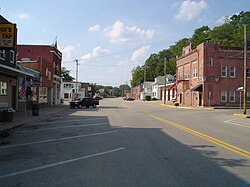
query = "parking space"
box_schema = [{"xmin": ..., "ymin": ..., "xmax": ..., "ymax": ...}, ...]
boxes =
[{"xmin": 0, "ymin": 109, "xmax": 126, "ymax": 185}]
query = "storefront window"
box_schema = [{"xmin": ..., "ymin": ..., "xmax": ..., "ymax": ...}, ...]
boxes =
[{"xmin": 0, "ymin": 81, "xmax": 7, "ymax": 96}]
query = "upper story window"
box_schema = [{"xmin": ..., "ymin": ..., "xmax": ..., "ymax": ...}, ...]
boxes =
[
  {"xmin": 247, "ymin": 68, "xmax": 250, "ymax": 78},
  {"xmin": 184, "ymin": 71, "xmax": 190, "ymax": 79},
  {"xmin": 221, "ymin": 66, "xmax": 227, "ymax": 77},
  {"xmin": 209, "ymin": 58, "xmax": 213, "ymax": 66},
  {"xmin": 10, "ymin": 50, "xmax": 15, "ymax": 63},
  {"xmin": 178, "ymin": 72, "xmax": 183, "ymax": 80},
  {"xmin": 230, "ymin": 66, "xmax": 236, "ymax": 78},
  {"xmin": 0, "ymin": 50, "xmax": 6, "ymax": 60},
  {"xmin": 193, "ymin": 68, "xmax": 197, "ymax": 78}
]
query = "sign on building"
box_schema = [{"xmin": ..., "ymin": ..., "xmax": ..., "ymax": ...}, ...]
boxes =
[{"xmin": 0, "ymin": 23, "xmax": 16, "ymax": 49}]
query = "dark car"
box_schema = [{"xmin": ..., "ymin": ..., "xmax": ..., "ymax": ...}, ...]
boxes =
[
  {"xmin": 125, "ymin": 97, "xmax": 135, "ymax": 101},
  {"xmin": 69, "ymin": 97, "xmax": 99, "ymax": 109}
]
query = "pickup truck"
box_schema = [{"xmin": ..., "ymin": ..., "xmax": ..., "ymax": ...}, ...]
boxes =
[{"xmin": 69, "ymin": 97, "xmax": 99, "ymax": 109}]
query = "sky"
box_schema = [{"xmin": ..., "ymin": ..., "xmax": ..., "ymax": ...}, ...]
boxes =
[{"xmin": 1, "ymin": 0, "xmax": 250, "ymax": 86}]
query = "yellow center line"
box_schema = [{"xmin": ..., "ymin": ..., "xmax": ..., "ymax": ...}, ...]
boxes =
[{"xmin": 150, "ymin": 115, "xmax": 250, "ymax": 159}]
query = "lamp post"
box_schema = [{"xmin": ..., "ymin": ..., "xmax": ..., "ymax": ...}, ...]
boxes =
[{"xmin": 237, "ymin": 87, "xmax": 243, "ymax": 114}]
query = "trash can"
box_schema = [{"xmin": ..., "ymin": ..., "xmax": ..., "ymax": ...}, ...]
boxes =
[
  {"xmin": 0, "ymin": 108, "xmax": 14, "ymax": 122},
  {"xmin": 32, "ymin": 103, "xmax": 39, "ymax": 116}
]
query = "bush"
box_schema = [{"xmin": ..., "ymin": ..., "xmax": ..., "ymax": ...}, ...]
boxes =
[{"xmin": 145, "ymin": 95, "xmax": 151, "ymax": 101}]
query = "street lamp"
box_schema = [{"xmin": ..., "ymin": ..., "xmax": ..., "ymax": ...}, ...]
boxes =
[{"xmin": 237, "ymin": 86, "xmax": 243, "ymax": 114}]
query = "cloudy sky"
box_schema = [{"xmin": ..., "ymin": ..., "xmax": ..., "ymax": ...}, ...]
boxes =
[{"xmin": 1, "ymin": 0, "xmax": 249, "ymax": 86}]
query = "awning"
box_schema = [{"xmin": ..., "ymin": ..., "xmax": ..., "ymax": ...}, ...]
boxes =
[
  {"xmin": 191, "ymin": 84, "xmax": 203, "ymax": 92},
  {"xmin": 0, "ymin": 64, "xmax": 34, "ymax": 77}
]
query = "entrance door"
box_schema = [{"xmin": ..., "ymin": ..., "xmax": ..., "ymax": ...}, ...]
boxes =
[
  {"xmin": 179, "ymin": 94, "xmax": 182, "ymax": 105},
  {"xmin": 199, "ymin": 93, "xmax": 202, "ymax": 106},
  {"xmin": 12, "ymin": 86, "xmax": 16, "ymax": 109}
]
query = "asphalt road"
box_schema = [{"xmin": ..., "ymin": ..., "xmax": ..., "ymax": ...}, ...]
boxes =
[{"xmin": 0, "ymin": 98, "xmax": 249, "ymax": 187}]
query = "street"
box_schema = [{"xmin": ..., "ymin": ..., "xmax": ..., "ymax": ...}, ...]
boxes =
[{"xmin": 0, "ymin": 98, "xmax": 250, "ymax": 187}]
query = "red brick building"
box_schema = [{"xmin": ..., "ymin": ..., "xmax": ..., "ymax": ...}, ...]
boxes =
[
  {"xmin": 176, "ymin": 42, "xmax": 250, "ymax": 107},
  {"xmin": 17, "ymin": 44, "xmax": 62, "ymax": 105}
]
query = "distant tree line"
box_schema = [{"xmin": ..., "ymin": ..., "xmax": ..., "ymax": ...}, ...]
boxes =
[{"xmin": 130, "ymin": 11, "xmax": 250, "ymax": 87}]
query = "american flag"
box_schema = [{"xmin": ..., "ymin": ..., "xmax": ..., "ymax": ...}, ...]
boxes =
[{"xmin": 19, "ymin": 77, "xmax": 26, "ymax": 98}]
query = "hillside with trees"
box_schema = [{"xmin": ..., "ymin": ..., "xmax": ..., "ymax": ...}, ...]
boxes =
[{"xmin": 131, "ymin": 11, "xmax": 250, "ymax": 87}]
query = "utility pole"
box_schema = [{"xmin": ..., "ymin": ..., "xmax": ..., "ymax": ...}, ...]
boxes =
[
  {"xmin": 164, "ymin": 58, "xmax": 167, "ymax": 104},
  {"xmin": 143, "ymin": 65, "xmax": 146, "ymax": 100},
  {"xmin": 75, "ymin": 59, "xmax": 79, "ymax": 99},
  {"xmin": 243, "ymin": 25, "xmax": 247, "ymax": 115}
]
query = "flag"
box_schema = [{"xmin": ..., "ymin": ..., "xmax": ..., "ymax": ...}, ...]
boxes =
[{"xmin": 19, "ymin": 77, "xmax": 26, "ymax": 98}]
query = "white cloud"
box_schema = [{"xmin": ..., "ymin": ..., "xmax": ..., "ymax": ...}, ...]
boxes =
[
  {"xmin": 131, "ymin": 45, "xmax": 150, "ymax": 62},
  {"xmin": 88, "ymin": 24, "xmax": 101, "ymax": 32},
  {"xmin": 61, "ymin": 45, "xmax": 75, "ymax": 60},
  {"xmin": 15, "ymin": 13, "xmax": 30, "ymax": 20},
  {"xmin": 175, "ymin": 0, "xmax": 208, "ymax": 21},
  {"xmin": 104, "ymin": 20, "xmax": 154, "ymax": 43},
  {"xmin": 215, "ymin": 16, "xmax": 228, "ymax": 25},
  {"xmin": 81, "ymin": 46, "xmax": 110, "ymax": 61}
]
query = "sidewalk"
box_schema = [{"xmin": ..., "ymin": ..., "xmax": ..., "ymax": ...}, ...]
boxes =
[{"xmin": 0, "ymin": 104, "xmax": 69, "ymax": 134}]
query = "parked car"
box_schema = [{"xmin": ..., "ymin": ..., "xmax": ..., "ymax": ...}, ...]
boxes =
[
  {"xmin": 69, "ymin": 97, "xmax": 99, "ymax": 109},
  {"xmin": 125, "ymin": 97, "xmax": 135, "ymax": 101}
]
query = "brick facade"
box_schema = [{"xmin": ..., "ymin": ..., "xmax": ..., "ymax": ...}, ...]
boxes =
[
  {"xmin": 176, "ymin": 42, "xmax": 250, "ymax": 107},
  {"xmin": 17, "ymin": 45, "xmax": 62, "ymax": 105}
]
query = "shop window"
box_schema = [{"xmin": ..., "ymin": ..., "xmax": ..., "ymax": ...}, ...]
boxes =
[
  {"xmin": 0, "ymin": 81, "xmax": 7, "ymax": 96},
  {"xmin": 229, "ymin": 91, "xmax": 235, "ymax": 102},
  {"xmin": 221, "ymin": 90, "xmax": 227, "ymax": 102},
  {"xmin": 247, "ymin": 91, "xmax": 250, "ymax": 103},
  {"xmin": 247, "ymin": 68, "xmax": 250, "ymax": 78}
]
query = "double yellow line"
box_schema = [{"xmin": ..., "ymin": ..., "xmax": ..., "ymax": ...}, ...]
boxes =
[{"xmin": 150, "ymin": 115, "xmax": 250, "ymax": 159}]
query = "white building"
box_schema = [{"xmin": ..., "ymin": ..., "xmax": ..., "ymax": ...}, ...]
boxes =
[
  {"xmin": 141, "ymin": 81, "xmax": 154, "ymax": 100},
  {"xmin": 61, "ymin": 81, "xmax": 86, "ymax": 102},
  {"xmin": 152, "ymin": 75, "xmax": 175, "ymax": 100}
]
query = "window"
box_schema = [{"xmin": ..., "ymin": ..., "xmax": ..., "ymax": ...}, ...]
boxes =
[
  {"xmin": 185, "ymin": 71, "xmax": 190, "ymax": 79},
  {"xmin": 178, "ymin": 72, "xmax": 183, "ymax": 80},
  {"xmin": 221, "ymin": 66, "xmax": 227, "ymax": 77},
  {"xmin": 221, "ymin": 90, "xmax": 227, "ymax": 102},
  {"xmin": 247, "ymin": 68, "xmax": 250, "ymax": 78},
  {"xmin": 209, "ymin": 58, "xmax": 213, "ymax": 66},
  {"xmin": 10, "ymin": 50, "xmax": 15, "ymax": 63},
  {"xmin": 229, "ymin": 91, "xmax": 235, "ymax": 102},
  {"xmin": 64, "ymin": 93, "xmax": 69, "ymax": 98},
  {"xmin": 230, "ymin": 67, "xmax": 236, "ymax": 78},
  {"xmin": 0, "ymin": 81, "xmax": 7, "ymax": 96},
  {"xmin": 193, "ymin": 68, "xmax": 197, "ymax": 78},
  {"xmin": 0, "ymin": 50, "xmax": 5, "ymax": 60},
  {"xmin": 247, "ymin": 91, "xmax": 250, "ymax": 103}
]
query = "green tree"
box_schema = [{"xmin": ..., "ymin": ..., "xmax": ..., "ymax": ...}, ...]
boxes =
[
  {"xmin": 131, "ymin": 66, "xmax": 144, "ymax": 87},
  {"xmin": 190, "ymin": 26, "xmax": 210, "ymax": 49},
  {"xmin": 61, "ymin": 67, "xmax": 75, "ymax": 81}
]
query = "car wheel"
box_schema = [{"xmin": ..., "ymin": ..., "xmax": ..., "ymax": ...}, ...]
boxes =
[
  {"xmin": 70, "ymin": 106, "xmax": 74, "ymax": 109},
  {"xmin": 86, "ymin": 106, "xmax": 89, "ymax": 108},
  {"xmin": 93, "ymin": 104, "xmax": 96, "ymax": 108},
  {"xmin": 78, "ymin": 104, "xmax": 82, "ymax": 108}
]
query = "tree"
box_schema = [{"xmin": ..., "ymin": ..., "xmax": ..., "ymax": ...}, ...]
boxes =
[
  {"xmin": 61, "ymin": 67, "xmax": 75, "ymax": 81},
  {"xmin": 190, "ymin": 26, "xmax": 210, "ymax": 49}
]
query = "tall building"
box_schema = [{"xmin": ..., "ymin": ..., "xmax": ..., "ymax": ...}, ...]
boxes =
[
  {"xmin": 176, "ymin": 42, "xmax": 250, "ymax": 107},
  {"xmin": 17, "ymin": 44, "xmax": 62, "ymax": 105}
]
